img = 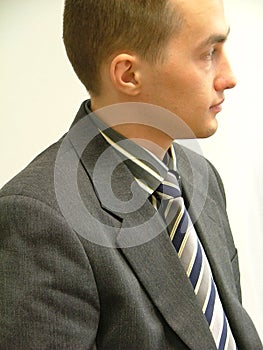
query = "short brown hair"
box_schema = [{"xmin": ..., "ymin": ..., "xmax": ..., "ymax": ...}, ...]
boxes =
[{"xmin": 63, "ymin": 0, "xmax": 183, "ymax": 96}]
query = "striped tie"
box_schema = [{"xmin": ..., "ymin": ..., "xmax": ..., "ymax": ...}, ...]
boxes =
[{"xmin": 155, "ymin": 170, "xmax": 238, "ymax": 350}]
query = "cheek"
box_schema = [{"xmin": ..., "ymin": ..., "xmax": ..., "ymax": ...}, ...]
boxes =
[
  {"xmin": 148, "ymin": 63, "xmax": 213, "ymax": 112},
  {"xmin": 186, "ymin": 79, "xmax": 213, "ymax": 110}
]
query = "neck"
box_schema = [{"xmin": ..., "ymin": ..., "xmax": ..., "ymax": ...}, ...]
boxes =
[
  {"xmin": 112, "ymin": 123, "xmax": 172, "ymax": 160},
  {"xmin": 90, "ymin": 99, "xmax": 173, "ymax": 160}
]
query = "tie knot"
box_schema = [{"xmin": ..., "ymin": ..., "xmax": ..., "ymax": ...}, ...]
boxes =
[{"xmin": 156, "ymin": 170, "xmax": 181, "ymax": 200}]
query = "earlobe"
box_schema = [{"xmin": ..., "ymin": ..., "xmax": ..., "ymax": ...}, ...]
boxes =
[{"xmin": 110, "ymin": 54, "xmax": 141, "ymax": 96}]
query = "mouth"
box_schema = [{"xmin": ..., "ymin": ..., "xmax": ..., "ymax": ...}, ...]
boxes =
[{"xmin": 210, "ymin": 99, "xmax": 225, "ymax": 112}]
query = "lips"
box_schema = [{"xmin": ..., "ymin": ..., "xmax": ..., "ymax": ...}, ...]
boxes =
[{"xmin": 210, "ymin": 99, "xmax": 224, "ymax": 112}]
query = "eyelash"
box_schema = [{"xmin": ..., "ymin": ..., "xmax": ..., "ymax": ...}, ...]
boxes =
[{"xmin": 205, "ymin": 47, "xmax": 217, "ymax": 60}]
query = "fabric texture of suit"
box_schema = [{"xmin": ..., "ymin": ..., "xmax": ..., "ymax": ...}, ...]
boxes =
[{"xmin": 0, "ymin": 101, "xmax": 261, "ymax": 350}]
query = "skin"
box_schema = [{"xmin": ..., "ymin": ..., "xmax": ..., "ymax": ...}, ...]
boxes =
[{"xmin": 91, "ymin": 0, "xmax": 237, "ymax": 160}]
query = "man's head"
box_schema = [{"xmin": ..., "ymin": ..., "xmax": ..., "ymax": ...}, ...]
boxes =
[
  {"xmin": 63, "ymin": 0, "xmax": 183, "ymax": 96},
  {"xmin": 63, "ymin": 0, "xmax": 236, "ymax": 143}
]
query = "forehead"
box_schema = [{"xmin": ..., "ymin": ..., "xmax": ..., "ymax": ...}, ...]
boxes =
[
  {"xmin": 173, "ymin": 0, "xmax": 225, "ymax": 16},
  {"xmin": 171, "ymin": 0, "xmax": 227, "ymax": 37}
]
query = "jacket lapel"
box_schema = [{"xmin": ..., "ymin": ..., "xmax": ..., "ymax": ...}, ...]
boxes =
[
  {"xmin": 84, "ymin": 141, "xmax": 217, "ymax": 348},
  {"xmin": 117, "ymin": 209, "xmax": 216, "ymax": 350}
]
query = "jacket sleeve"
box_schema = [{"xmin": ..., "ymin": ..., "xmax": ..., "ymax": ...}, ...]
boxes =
[{"xmin": 0, "ymin": 195, "xmax": 99, "ymax": 350}]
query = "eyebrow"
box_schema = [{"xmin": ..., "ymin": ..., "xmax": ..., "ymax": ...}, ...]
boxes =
[{"xmin": 198, "ymin": 27, "xmax": 231, "ymax": 48}]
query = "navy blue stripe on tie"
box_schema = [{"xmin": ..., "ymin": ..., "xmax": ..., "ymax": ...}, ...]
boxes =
[
  {"xmin": 189, "ymin": 243, "xmax": 203, "ymax": 288},
  {"xmin": 158, "ymin": 184, "xmax": 181, "ymax": 198},
  {"xmin": 218, "ymin": 315, "xmax": 227, "ymax": 350},
  {"xmin": 205, "ymin": 278, "xmax": 216, "ymax": 325},
  {"xmin": 172, "ymin": 209, "xmax": 188, "ymax": 252}
]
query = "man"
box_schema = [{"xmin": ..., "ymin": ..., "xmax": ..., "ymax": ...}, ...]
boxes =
[{"xmin": 0, "ymin": 0, "xmax": 261, "ymax": 349}]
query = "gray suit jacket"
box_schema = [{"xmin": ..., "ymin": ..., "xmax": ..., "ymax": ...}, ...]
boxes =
[{"xmin": 0, "ymin": 102, "xmax": 261, "ymax": 349}]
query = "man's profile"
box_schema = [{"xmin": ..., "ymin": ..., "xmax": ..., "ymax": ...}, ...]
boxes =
[{"xmin": 0, "ymin": 0, "xmax": 262, "ymax": 349}]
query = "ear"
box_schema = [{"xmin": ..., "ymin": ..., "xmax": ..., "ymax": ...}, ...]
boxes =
[{"xmin": 110, "ymin": 54, "xmax": 142, "ymax": 96}]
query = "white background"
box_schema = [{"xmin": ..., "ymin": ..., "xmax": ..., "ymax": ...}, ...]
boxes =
[{"xmin": 1, "ymin": 0, "xmax": 262, "ymax": 340}]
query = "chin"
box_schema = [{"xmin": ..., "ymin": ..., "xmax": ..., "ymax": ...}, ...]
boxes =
[{"xmin": 195, "ymin": 123, "xmax": 218, "ymax": 139}]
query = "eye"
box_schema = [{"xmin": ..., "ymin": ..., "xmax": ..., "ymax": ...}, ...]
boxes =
[{"xmin": 205, "ymin": 47, "xmax": 217, "ymax": 60}]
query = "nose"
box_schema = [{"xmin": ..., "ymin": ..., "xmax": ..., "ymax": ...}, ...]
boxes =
[{"xmin": 214, "ymin": 53, "xmax": 237, "ymax": 91}]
